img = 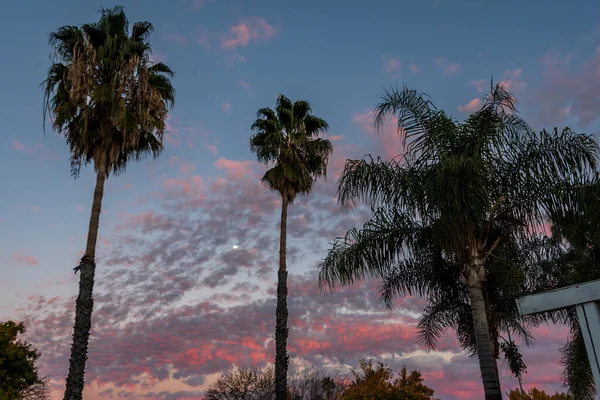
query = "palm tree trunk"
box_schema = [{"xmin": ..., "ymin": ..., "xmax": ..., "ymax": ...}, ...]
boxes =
[
  {"xmin": 63, "ymin": 157, "xmax": 107, "ymax": 400},
  {"xmin": 468, "ymin": 282, "xmax": 502, "ymax": 400},
  {"xmin": 275, "ymin": 193, "xmax": 289, "ymax": 400}
]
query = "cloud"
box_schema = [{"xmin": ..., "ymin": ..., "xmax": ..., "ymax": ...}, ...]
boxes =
[
  {"xmin": 458, "ymin": 98, "xmax": 482, "ymax": 113},
  {"xmin": 10, "ymin": 130, "xmax": 573, "ymax": 400},
  {"xmin": 239, "ymin": 79, "xmax": 250, "ymax": 89},
  {"xmin": 533, "ymin": 51, "xmax": 600, "ymax": 126},
  {"xmin": 469, "ymin": 78, "xmax": 487, "ymax": 93},
  {"xmin": 221, "ymin": 103, "xmax": 231, "ymax": 112},
  {"xmin": 352, "ymin": 110, "xmax": 406, "ymax": 160},
  {"xmin": 409, "ymin": 63, "xmax": 419, "ymax": 73},
  {"xmin": 14, "ymin": 253, "xmax": 38, "ymax": 266},
  {"xmin": 214, "ymin": 158, "xmax": 258, "ymax": 180},
  {"xmin": 221, "ymin": 17, "xmax": 276, "ymax": 49},
  {"xmin": 435, "ymin": 58, "xmax": 461, "ymax": 75},
  {"xmin": 382, "ymin": 55, "xmax": 401, "ymax": 78},
  {"xmin": 498, "ymin": 68, "xmax": 526, "ymax": 92},
  {"xmin": 12, "ymin": 140, "xmax": 25, "ymax": 151},
  {"xmin": 190, "ymin": 0, "xmax": 212, "ymax": 10}
]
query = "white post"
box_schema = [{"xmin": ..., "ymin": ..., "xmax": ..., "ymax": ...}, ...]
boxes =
[{"xmin": 576, "ymin": 302, "xmax": 600, "ymax": 387}]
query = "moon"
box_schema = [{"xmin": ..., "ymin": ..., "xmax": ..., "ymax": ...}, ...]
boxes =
[{"xmin": 232, "ymin": 245, "xmax": 239, "ymax": 249}]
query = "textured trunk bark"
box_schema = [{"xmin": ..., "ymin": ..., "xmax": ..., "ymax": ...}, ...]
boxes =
[
  {"xmin": 468, "ymin": 283, "xmax": 502, "ymax": 400},
  {"xmin": 275, "ymin": 193, "xmax": 289, "ymax": 400},
  {"xmin": 63, "ymin": 156, "xmax": 107, "ymax": 400}
]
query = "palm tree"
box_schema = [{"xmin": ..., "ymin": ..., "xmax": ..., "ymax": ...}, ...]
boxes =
[
  {"xmin": 42, "ymin": 6, "xmax": 175, "ymax": 399},
  {"xmin": 381, "ymin": 230, "xmax": 548, "ymax": 382},
  {"xmin": 250, "ymin": 94, "xmax": 333, "ymax": 400},
  {"xmin": 318, "ymin": 83, "xmax": 598, "ymax": 399}
]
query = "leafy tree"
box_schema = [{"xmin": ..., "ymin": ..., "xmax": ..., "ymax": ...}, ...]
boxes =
[
  {"xmin": 319, "ymin": 84, "xmax": 598, "ymax": 400},
  {"xmin": 250, "ymin": 94, "xmax": 333, "ymax": 400},
  {"xmin": 42, "ymin": 6, "xmax": 175, "ymax": 399},
  {"xmin": 287, "ymin": 368, "xmax": 347, "ymax": 400},
  {"xmin": 0, "ymin": 321, "xmax": 49, "ymax": 400},
  {"xmin": 393, "ymin": 366, "xmax": 436, "ymax": 400},
  {"xmin": 205, "ymin": 366, "xmax": 275, "ymax": 400},
  {"xmin": 340, "ymin": 359, "xmax": 436, "ymax": 400},
  {"xmin": 507, "ymin": 387, "xmax": 572, "ymax": 400}
]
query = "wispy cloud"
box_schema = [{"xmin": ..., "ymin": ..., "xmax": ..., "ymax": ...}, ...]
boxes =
[
  {"xmin": 458, "ymin": 98, "xmax": 482, "ymax": 113},
  {"xmin": 14, "ymin": 253, "xmax": 38, "ymax": 266},
  {"xmin": 221, "ymin": 17, "xmax": 276, "ymax": 49},
  {"xmin": 435, "ymin": 57, "xmax": 461, "ymax": 75},
  {"xmin": 382, "ymin": 55, "xmax": 401, "ymax": 78}
]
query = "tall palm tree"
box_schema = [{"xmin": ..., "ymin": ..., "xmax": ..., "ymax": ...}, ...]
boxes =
[
  {"xmin": 318, "ymin": 84, "xmax": 598, "ymax": 399},
  {"xmin": 42, "ymin": 7, "xmax": 175, "ymax": 399},
  {"xmin": 250, "ymin": 94, "xmax": 333, "ymax": 400}
]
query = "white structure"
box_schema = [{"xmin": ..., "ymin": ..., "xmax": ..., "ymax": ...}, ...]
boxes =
[{"xmin": 516, "ymin": 279, "xmax": 600, "ymax": 398}]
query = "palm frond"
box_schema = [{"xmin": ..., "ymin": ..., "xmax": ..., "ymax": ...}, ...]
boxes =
[
  {"xmin": 374, "ymin": 85, "xmax": 437, "ymax": 142},
  {"xmin": 319, "ymin": 208, "xmax": 421, "ymax": 290},
  {"xmin": 561, "ymin": 326, "xmax": 595, "ymax": 400}
]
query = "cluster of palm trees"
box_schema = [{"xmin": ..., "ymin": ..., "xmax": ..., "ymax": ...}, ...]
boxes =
[{"xmin": 42, "ymin": 6, "xmax": 599, "ymax": 400}]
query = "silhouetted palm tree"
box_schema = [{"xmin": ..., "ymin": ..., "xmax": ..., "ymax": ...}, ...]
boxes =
[
  {"xmin": 42, "ymin": 6, "xmax": 175, "ymax": 399},
  {"xmin": 250, "ymin": 94, "xmax": 332, "ymax": 400},
  {"xmin": 319, "ymin": 84, "xmax": 597, "ymax": 399}
]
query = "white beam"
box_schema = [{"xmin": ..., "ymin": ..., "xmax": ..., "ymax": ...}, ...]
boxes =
[{"xmin": 516, "ymin": 279, "xmax": 600, "ymax": 315}]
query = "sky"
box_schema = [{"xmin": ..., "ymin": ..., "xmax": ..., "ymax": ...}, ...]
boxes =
[{"xmin": 1, "ymin": 0, "xmax": 599, "ymax": 399}]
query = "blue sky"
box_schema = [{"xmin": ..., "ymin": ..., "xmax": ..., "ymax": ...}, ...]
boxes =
[{"xmin": 1, "ymin": 0, "xmax": 599, "ymax": 398}]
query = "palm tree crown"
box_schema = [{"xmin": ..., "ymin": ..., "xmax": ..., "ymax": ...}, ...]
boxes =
[
  {"xmin": 43, "ymin": 5, "xmax": 175, "ymax": 178},
  {"xmin": 250, "ymin": 94, "xmax": 333, "ymax": 202}
]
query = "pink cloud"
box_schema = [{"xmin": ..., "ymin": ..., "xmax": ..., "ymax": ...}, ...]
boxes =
[
  {"xmin": 324, "ymin": 134, "xmax": 344, "ymax": 141},
  {"xmin": 14, "ymin": 253, "xmax": 38, "ymax": 266},
  {"xmin": 382, "ymin": 55, "xmax": 401, "ymax": 78},
  {"xmin": 191, "ymin": 0, "xmax": 211, "ymax": 10},
  {"xmin": 534, "ymin": 50, "xmax": 600, "ymax": 126},
  {"xmin": 498, "ymin": 68, "xmax": 526, "ymax": 91},
  {"xmin": 469, "ymin": 69, "xmax": 525, "ymax": 95},
  {"xmin": 435, "ymin": 57, "xmax": 461, "ymax": 75},
  {"xmin": 206, "ymin": 144, "xmax": 218, "ymax": 156},
  {"xmin": 458, "ymin": 98, "xmax": 482, "ymax": 113},
  {"xmin": 162, "ymin": 176, "xmax": 206, "ymax": 207},
  {"xmin": 409, "ymin": 63, "xmax": 419, "ymax": 73},
  {"xmin": 239, "ymin": 79, "xmax": 250, "ymax": 89},
  {"xmin": 12, "ymin": 140, "xmax": 25, "ymax": 151},
  {"xmin": 469, "ymin": 78, "xmax": 487, "ymax": 93},
  {"xmin": 221, "ymin": 103, "xmax": 231, "ymax": 112},
  {"xmin": 214, "ymin": 158, "xmax": 258, "ymax": 179},
  {"xmin": 221, "ymin": 17, "xmax": 276, "ymax": 49},
  {"xmin": 352, "ymin": 110, "xmax": 406, "ymax": 160}
]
